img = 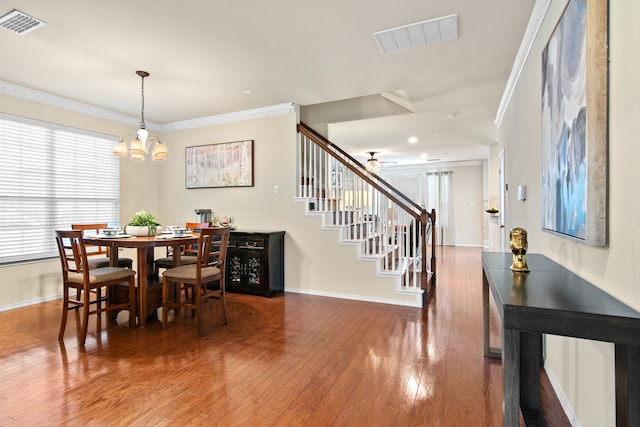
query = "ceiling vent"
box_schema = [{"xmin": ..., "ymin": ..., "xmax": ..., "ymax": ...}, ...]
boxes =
[
  {"xmin": 0, "ymin": 9, "xmax": 46, "ymax": 35},
  {"xmin": 373, "ymin": 14, "xmax": 458, "ymax": 54}
]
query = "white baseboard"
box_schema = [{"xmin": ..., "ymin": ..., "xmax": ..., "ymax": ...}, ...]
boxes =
[
  {"xmin": 0, "ymin": 294, "xmax": 61, "ymax": 312},
  {"xmin": 544, "ymin": 367, "xmax": 581, "ymax": 426},
  {"xmin": 284, "ymin": 288, "xmax": 422, "ymax": 308}
]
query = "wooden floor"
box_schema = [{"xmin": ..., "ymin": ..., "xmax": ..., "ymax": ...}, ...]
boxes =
[{"xmin": 0, "ymin": 247, "xmax": 570, "ymax": 426}]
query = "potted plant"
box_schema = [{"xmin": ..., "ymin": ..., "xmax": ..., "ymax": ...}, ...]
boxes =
[
  {"xmin": 125, "ymin": 210, "xmax": 162, "ymax": 236},
  {"xmin": 485, "ymin": 207, "xmax": 499, "ymax": 217}
]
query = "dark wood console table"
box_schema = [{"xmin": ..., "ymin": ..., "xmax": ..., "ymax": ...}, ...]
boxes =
[{"xmin": 482, "ymin": 252, "xmax": 640, "ymax": 426}]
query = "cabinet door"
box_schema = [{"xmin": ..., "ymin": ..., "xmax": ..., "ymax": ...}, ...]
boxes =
[
  {"xmin": 227, "ymin": 248, "xmax": 244, "ymax": 291},
  {"xmin": 225, "ymin": 248, "xmax": 266, "ymax": 295},
  {"xmin": 244, "ymin": 250, "xmax": 265, "ymax": 292}
]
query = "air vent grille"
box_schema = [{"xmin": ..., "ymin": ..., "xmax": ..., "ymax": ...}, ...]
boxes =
[
  {"xmin": 373, "ymin": 14, "xmax": 458, "ymax": 54},
  {"xmin": 0, "ymin": 9, "xmax": 46, "ymax": 35}
]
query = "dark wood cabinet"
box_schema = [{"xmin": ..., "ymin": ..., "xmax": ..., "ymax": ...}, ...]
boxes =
[{"xmin": 225, "ymin": 230, "xmax": 285, "ymax": 297}]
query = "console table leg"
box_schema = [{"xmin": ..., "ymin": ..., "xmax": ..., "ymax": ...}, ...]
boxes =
[
  {"xmin": 520, "ymin": 332, "xmax": 542, "ymax": 412},
  {"xmin": 615, "ymin": 344, "xmax": 640, "ymax": 426},
  {"xmin": 483, "ymin": 272, "xmax": 490, "ymax": 358},
  {"xmin": 503, "ymin": 327, "xmax": 520, "ymax": 426}
]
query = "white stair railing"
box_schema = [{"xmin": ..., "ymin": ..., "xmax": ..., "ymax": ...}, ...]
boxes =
[{"xmin": 296, "ymin": 123, "xmax": 436, "ymax": 298}]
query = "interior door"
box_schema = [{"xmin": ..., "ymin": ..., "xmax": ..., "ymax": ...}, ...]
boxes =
[{"xmin": 499, "ymin": 150, "xmax": 507, "ymax": 252}]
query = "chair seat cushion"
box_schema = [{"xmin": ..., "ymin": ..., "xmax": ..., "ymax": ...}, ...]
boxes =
[
  {"xmin": 88, "ymin": 257, "xmax": 133, "ymax": 269},
  {"xmin": 155, "ymin": 256, "xmax": 199, "ymax": 268},
  {"xmin": 162, "ymin": 264, "xmax": 220, "ymax": 281},
  {"xmin": 68, "ymin": 266, "xmax": 135, "ymax": 285}
]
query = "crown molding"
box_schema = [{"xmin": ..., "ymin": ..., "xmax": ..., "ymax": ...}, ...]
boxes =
[
  {"xmin": 159, "ymin": 102, "xmax": 297, "ymax": 132},
  {"xmin": 0, "ymin": 79, "xmax": 296, "ymax": 131},
  {"xmin": 0, "ymin": 79, "xmax": 144, "ymax": 127},
  {"xmin": 494, "ymin": 0, "xmax": 552, "ymax": 128}
]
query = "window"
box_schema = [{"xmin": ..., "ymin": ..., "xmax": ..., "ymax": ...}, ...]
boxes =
[{"xmin": 0, "ymin": 114, "xmax": 120, "ymax": 264}]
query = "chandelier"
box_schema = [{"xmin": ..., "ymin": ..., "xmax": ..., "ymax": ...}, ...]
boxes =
[
  {"xmin": 113, "ymin": 71, "xmax": 168, "ymax": 161},
  {"xmin": 366, "ymin": 151, "xmax": 379, "ymax": 172}
]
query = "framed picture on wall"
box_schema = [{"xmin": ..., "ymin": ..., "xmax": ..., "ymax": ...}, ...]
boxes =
[
  {"xmin": 185, "ymin": 140, "xmax": 254, "ymax": 189},
  {"xmin": 540, "ymin": 0, "xmax": 608, "ymax": 246}
]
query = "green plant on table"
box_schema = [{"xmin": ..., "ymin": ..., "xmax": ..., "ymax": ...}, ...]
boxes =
[{"xmin": 128, "ymin": 210, "xmax": 161, "ymax": 234}]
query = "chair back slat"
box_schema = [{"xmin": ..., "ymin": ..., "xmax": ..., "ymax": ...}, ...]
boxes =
[
  {"xmin": 55, "ymin": 230, "xmax": 90, "ymax": 280},
  {"xmin": 71, "ymin": 223, "xmax": 109, "ymax": 257},
  {"xmin": 184, "ymin": 222, "xmax": 209, "ymax": 257},
  {"xmin": 196, "ymin": 227, "xmax": 230, "ymax": 278}
]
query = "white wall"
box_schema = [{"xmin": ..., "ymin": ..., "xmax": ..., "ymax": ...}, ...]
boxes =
[
  {"xmin": 496, "ymin": 1, "xmax": 640, "ymax": 425},
  {"xmin": 381, "ymin": 161, "xmax": 484, "ymax": 247}
]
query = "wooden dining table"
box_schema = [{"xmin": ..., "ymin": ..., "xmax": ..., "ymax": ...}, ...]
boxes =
[{"xmin": 85, "ymin": 233, "xmax": 199, "ymax": 326}]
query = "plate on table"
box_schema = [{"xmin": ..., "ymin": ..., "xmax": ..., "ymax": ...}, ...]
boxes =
[
  {"xmin": 93, "ymin": 234, "xmax": 133, "ymax": 239},
  {"xmin": 155, "ymin": 233, "xmax": 195, "ymax": 239}
]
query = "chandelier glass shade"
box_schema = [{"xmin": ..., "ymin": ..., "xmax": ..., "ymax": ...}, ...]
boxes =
[{"xmin": 113, "ymin": 70, "xmax": 168, "ymax": 161}]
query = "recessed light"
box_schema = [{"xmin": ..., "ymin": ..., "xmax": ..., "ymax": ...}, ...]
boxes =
[
  {"xmin": 243, "ymin": 89, "xmax": 255, "ymax": 95},
  {"xmin": 408, "ymin": 136, "xmax": 418, "ymax": 144},
  {"xmin": 420, "ymin": 153, "xmax": 428, "ymax": 158}
]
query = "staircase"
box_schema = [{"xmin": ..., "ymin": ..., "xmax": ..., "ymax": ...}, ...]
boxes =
[{"xmin": 295, "ymin": 123, "xmax": 436, "ymax": 306}]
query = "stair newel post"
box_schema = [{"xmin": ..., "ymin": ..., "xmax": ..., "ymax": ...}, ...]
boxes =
[
  {"xmin": 430, "ymin": 208, "xmax": 436, "ymax": 287},
  {"xmin": 420, "ymin": 209, "xmax": 428, "ymax": 292}
]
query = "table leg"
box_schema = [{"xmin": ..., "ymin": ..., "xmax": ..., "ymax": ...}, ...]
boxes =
[
  {"xmin": 137, "ymin": 247, "xmax": 150, "ymax": 327},
  {"xmin": 108, "ymin": 242, "xmax": 119, "ymax": 266},
  {"xmin": 483, "ymin": 271, "xmax": 502, "ymax": 360},
  {"xmin": 615, "ymin": 344, "xmax": 640, "ymax": 426},
  {"xmin": 520, "ymin": 332, "xmax": 542, "ymax": 413},
  {"xmin": 503, "ymin": 327, "xmax": 520, "ymax": 427},
  {"xmin": 108, "ymin": 243, "xmax": 120, "ymax": 322},
  {"xmin": 483, "ymin": 271, "xmax": 490, "ymax": 358}
]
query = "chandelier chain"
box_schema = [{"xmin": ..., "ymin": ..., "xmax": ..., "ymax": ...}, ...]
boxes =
[{"xmin": 140, "ymin": 74, "xmax": 145, "ymax": 129}]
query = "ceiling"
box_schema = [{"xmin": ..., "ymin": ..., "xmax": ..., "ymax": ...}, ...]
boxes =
[{"xmin": 0, "ymin": 1, "xmax": 536, "ymax": 167}]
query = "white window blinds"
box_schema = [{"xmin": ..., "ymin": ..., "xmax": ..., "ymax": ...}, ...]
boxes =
[{"xmin": 0, "ymin": 114, "xmax": 120, "ymax": 264}]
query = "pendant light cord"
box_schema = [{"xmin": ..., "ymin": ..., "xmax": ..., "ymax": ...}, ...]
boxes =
[{"xmin": 140, "ymin": 74, "xmax": 146, "ymax": 129}]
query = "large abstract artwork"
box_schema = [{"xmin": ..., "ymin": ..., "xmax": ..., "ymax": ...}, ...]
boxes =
[
  {"xmin": 541, "ymin": 0, "xmax": 607, "ymax": 246},
  {"xmin": 186, "ymin": 140, "xmax": 254, "ymax": 189}
]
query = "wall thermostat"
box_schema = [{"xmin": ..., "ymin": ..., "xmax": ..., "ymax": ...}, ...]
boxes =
[{"xmin": 517, "ymin": 185, "xmax": 526, "ymax": 201}]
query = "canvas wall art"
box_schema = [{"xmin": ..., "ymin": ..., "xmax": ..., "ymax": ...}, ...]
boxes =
[
  {"xmin": 186, "ymin": 140, "xmax": 254, "ymax": 189},
  {"xmin": 540, "ymin": 0, "xmax": 607, "ymax": 246}
]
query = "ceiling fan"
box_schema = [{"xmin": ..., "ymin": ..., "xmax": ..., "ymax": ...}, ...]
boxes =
[{"xmin": 365, "ymin": 151, "xmax": 396, "ymax": 172}]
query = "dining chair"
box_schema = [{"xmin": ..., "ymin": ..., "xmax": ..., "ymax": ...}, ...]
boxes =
[
  {"xmin": 71, "ymin": 223, "xmax": 134, "ymax": 269},
  {"xmin": 55, "ymin": 230, "xmax": 137, "ymax": 346},
  {"xmin": 161, "ymin": 227, "xmax": 231, "ymax": 336},
  {"xmin": 72, "ymin": 223, "xmax": 134, "ymax": 317},
  {"xmin": 154, "ymin": 222, "xmax": 210, "ymax": 273}
]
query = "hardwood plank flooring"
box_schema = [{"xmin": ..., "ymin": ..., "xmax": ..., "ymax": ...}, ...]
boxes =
[{"xmin": 0, "ymin": 247, "xmax": 570, "ymax": 426}]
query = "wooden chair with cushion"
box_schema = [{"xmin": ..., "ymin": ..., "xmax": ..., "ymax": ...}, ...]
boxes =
[
  {"xmin": 71, "ymin": 223, "xmax": 134, "ymax": 269},
  {"xmin": 72, "ymin": 223, "xmax": 134, "ymax": 316},
  {"xmin": 154, "ymin": 222, "xmax": 210, "ymax": 273},
  {"xmin": 161, "ymin": 227, "xmax": 230, "ymax": 336},
  {"xmin": 55, "ymin": 230, "xmax": 137, "ymax": 346}
]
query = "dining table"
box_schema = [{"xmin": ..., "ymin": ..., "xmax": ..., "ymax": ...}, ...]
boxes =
[{"xmin": 85, "ymin": 233, "xmax": 199, "ymax": 326}]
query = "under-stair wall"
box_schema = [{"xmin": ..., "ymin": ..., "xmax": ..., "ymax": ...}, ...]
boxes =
[{"xmin": 295, "ymin": 123, "xmax": 436, "ymax": 306}]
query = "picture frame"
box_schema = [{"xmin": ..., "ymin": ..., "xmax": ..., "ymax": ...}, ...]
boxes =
[
  {"xmin": 185, "ymin": 140, "xmax": 254, "ymax": 189},
  {"xmin": 540, "ymin": 0, "xmax": 608, "ymax": 246}
]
